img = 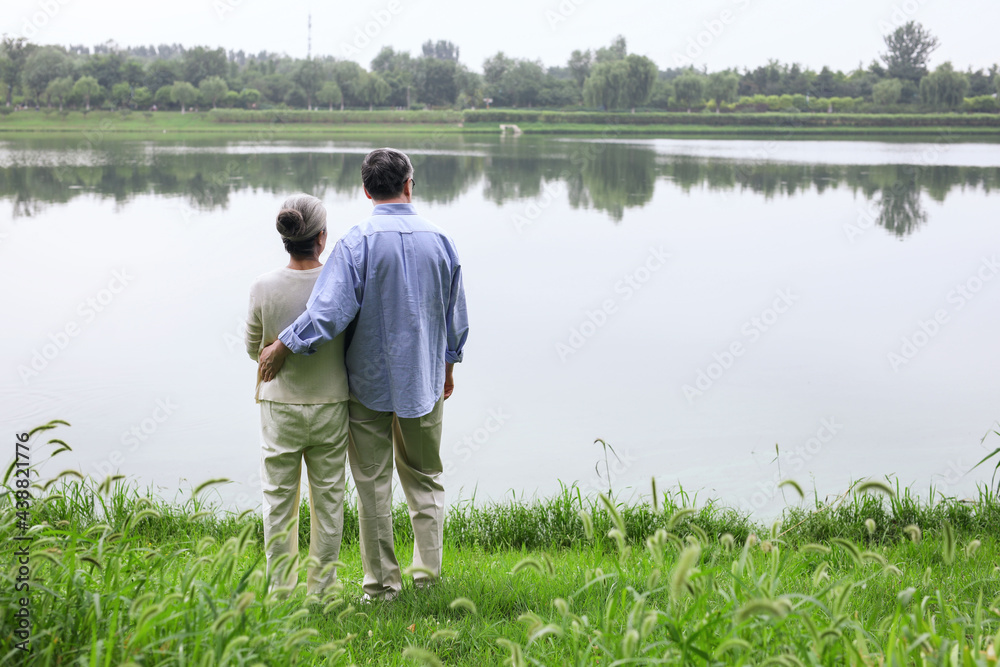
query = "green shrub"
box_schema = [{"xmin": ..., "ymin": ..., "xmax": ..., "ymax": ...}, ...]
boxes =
[{"xmin": 963, "ymin": 95, "xmax": 1000, "ymax": 113}]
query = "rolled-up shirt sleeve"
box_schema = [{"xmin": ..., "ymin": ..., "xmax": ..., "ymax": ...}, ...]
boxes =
[
  {"xmin": 279, "ymin": 241, "xmax": 363, "ymax": 355},
  {"xmin": 445, "ymin": 263, "xmax": 469, "ymax": 363}
]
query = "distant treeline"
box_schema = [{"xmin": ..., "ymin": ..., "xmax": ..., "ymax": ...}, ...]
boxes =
[
  {"xmin": 3, "ymin": 140, "xmax": 997, "ymax": 231},
  {"xmin": 1, "ymin": 24, "xmax": 998, "ymax": 115}
]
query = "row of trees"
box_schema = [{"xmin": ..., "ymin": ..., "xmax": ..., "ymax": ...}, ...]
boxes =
[{"xmin": 2, "ymin": 24, "xmax": 998, "ymax": 114}]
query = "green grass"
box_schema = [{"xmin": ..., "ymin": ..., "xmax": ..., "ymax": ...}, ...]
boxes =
[
  {"xmin": 3, "ymin": 109, "xmax": 999, "ymax": 139},
  {"xmin": 3, "ymin": 424, "xmax": 1000, "ymax": 664},
  {"xmin": 0, "ymin": 109, "xmax": 468, "ymax": 137},
  {"xmin": 505, "ymin": 122, "xmax": 1000, "ymax": 137}
]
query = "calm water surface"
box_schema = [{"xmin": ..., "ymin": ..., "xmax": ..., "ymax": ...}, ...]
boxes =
[{"xmin": 1, "ymin": 134, "xmax": 998, "ymax": 515}]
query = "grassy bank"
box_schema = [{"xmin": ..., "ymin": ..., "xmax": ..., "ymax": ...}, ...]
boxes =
[
  {"xmin": 3, "ymin": 430, "xmax": 1000, "ymax": 664},
  {"xmin": 0, "ymin": 110, "xmax": 468, "ymax": 138},
  {"xmin": 2, "ymin": 109, "xmax": 999, "ymax": 139}
]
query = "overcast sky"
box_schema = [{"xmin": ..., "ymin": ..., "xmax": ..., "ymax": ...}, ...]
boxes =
[{"xmin": 3, "ymin": 0, "xmax": 998, "ymax": 73}]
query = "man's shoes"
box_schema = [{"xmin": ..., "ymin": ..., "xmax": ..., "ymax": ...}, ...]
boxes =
[
  {"xmin": 360, "ymin": 590, "xmax": 399, "ymax": 603},
  {"xmin": 413, "ymin": 578, "xmax": 438, "ymax": 591}
]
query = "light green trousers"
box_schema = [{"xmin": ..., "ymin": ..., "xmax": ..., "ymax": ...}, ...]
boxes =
[
  {"xmin": 347, "ymin": 395, "xmax": 445, "ymax": 598},
  {"xmin": 259, "ymin": 400, "xmax": 349, "ymax": 597}
]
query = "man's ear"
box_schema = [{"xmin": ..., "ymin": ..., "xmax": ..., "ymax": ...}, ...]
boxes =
[{"xmin": 363, "ymin": 187, "xmax": 373, "ymax": 200}]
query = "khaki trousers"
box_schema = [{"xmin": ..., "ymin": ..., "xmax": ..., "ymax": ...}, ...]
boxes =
[
  {"xmin": 347, "ymin": 394, "xmax": 445, "ymax": 598},
  {"xmin": 259, "ymin": 401, "xmax": 349, "ymax": 597}
]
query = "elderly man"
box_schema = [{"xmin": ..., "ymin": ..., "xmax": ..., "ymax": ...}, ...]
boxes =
[{"xmin": 258, "ymin": 147, "xmax": 469, "ymax": 600}]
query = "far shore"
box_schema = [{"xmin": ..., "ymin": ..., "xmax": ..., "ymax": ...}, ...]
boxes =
[{"xmin": 2, "ymin": 108, "xmax": 1000, "ymax": 140}]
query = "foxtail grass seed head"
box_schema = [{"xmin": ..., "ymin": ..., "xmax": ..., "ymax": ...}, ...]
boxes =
[
  {"xmin": 641, "ymin": 611, "xmax": 659, "ymax": 639},
  {"xmin": 449, "ymin": 597, "xmax": 478, "ymax": 615},
  {"xmin": 670, "ymin": 543, "xmax": 701, "ymax": 601},
  {"xmin": 861, "ymin": 550, "xmax": 887, "ymax": 567},
  {"xmin": 517, "ymin": 612, "xmax": 544, "ymax": 635},
  {"xmin": 904, "ymin": 524, "xmax": 922, "ymax": 544},
  {"xmin": 667, "ymin": 507, "xmax": 697, "ymax": 530},
  {"xmin": 578, "ymin": 509, "xmax": 594, "ymax": 540},
  {"xmin": 942, "ymin": 521, "xmax": 957, "ymax": 565},
  {"xmin": 720, "ymin": 533, "xmax": 734, "ymax": 550},
  {"xmin": 599, "ymin": 494, "xmax": 626, "ymax": 533},
  {"xmin": 832, "ymin": 537, "xmax": 863, "ymax": 566},
  {"xmin": 235, "ymin": 591, "xmax": 255, "ymax": 614},
  {"xmin": 621, "ymin": 629, "xmax": 640, "ymax": 658},
  {"xmin": 528, "ymin": 624, "xmax": 563, "ymax": 644},
  {"xmin": 496, "ymin": 639, "xmax": 526, "ymax": 667},
  {"xmin": 735, "ymin": 598, "xmax": 791, "ymax": 623},
  {"xmin": 778, "ymin": 479, "xmax": 804, "ymax": 499},
  {"xmin": 746, "ymin": 533, "xmax": 758, "ymax": 548},
  {"xmin": 431, "ymin": 629, "xmax": 459, "ymax": 642},
  {"xmin": 882, "ymin": 564, "xmax": 903, "ymax": 578},
  {"xmin": 812, "ymin": 562, "xmax": 830, "ymax": 587},
  {"xmin": 761, "ymin": 540, "xmax": 773, "ymax": 553},
  {"xmin": 714, "ymin": 639, "xmax": 753, "ymax": 657},
  {"xmin": 402, "ymin": 647, "xmax": 444, "ymax": 667},
  {"xmin": 646, "ymin": 529, "xmax": 668, "ymax": 566},
  {"xmin": 553, "ymin": 598, "xmax": 570, "ymax": 617},
  {"xmin": 865, "ymin": 518, "xmax": 876, "ymax": 534},
  {"xmin": 856, "ymin": 479, "xmax": 895, "ymax": 498},
  {"xmin": 966, "ymin": 539, "xmax": 981, "ymax": 557},
  {"xmin": 608, "ymin": 527, "xmax": 627, "ymax": 553},
  {"xmin": 801, "ymin": 543, "xmax": 832, "ymax": 555}
]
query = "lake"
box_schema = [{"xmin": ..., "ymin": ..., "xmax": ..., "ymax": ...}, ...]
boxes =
[{"xmin": 2, "ymin": 132, "xmax": 998, "ymax": 516}]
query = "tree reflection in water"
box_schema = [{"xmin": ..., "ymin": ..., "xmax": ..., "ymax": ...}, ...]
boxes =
[{"xmin": 1, "ymin": 138, "xmax": 997, "ymax": 238}]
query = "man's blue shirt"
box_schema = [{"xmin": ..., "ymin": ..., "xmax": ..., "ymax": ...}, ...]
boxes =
[{"xmin": 278, "ymin": 203, "xmax": 468, "ymax": 418}]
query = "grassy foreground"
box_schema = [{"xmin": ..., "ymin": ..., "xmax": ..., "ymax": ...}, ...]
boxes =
[
  {"xmin": 3, "ymin": 429, "xmax": 1000, "ymax": 664},
  {"xmin": 2, "ymin": 109, "xmax": 1000, "ymax": 139}
]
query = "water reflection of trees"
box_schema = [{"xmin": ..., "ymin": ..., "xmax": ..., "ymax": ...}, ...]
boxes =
[{"xmin": 2, "ymin": 140, "xmax": 998, "ymax": 237}]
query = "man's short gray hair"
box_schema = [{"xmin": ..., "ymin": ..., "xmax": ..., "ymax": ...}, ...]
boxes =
[{"xmin": 361, "ymin": 148, "xmax": 413, "ymax": 200}]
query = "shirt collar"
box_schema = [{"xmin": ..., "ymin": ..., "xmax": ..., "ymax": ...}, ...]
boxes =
[{"xmin": 372, "ymin": 203, "xmax": 417, "ymax": 216}]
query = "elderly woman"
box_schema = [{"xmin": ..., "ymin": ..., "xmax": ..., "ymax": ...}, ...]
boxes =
[{"xmin": 245, "ymin": 194, "xmax": 349, "ymax": 598}]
